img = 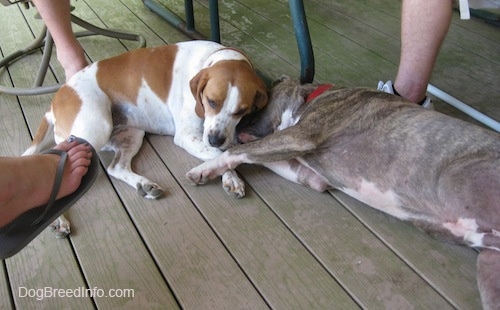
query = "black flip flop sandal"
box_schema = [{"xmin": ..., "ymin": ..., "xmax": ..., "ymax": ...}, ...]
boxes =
[{"xmin": 0, "ymin": 138, "xmax": 99, "ymax": 259}]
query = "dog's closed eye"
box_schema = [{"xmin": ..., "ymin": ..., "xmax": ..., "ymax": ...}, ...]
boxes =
[{"xmin": 207, "ymin": 99, "xmax": 217, "ymax": 109}]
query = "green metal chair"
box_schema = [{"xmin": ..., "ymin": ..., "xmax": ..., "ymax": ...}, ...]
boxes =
[{"xmin": 0, "ymin": 0, "xmax": 146, "ymax": 96}]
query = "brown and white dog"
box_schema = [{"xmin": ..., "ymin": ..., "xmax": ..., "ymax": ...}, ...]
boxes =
[
  {"xmin": 24, "ymin": 40, "xmax": 268, "ymax": 237},
  {"xmin": 187, "ymin": 76, "xmax": 500, "ymax": 309}
]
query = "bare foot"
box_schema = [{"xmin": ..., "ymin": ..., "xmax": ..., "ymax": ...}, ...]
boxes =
[{"xmin": 0, "ymin": 137, "xmax": 93, "ymax": 227}]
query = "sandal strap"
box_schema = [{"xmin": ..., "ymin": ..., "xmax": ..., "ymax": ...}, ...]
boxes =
[{"xmin": 32, "ymin": 149, "xmax": 68, "ymax": 226}]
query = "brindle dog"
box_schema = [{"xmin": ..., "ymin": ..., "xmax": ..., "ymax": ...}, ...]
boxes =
[{"xmin": 187, "ymin": 76, "xmax": 500, "ymax": 309}]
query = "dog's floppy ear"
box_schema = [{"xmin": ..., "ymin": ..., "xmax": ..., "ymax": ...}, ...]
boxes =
[
  {"xmin": 190, "ymin": 69, "xmax": 209, "ymax": 118},
  {"xmin": 252, "ymin": 78, "xmax": 269, "ymax": 112},
  {"xmin": 274, "ymin": 75, "xmax": 290, "ymax": 85},
  {"xmin": 298, "ymin": 83, "xmax": 319, "ymax": 103},
  {"xmin": 253, "ymin": 88, "xmax": 268, "ymax": 112}
]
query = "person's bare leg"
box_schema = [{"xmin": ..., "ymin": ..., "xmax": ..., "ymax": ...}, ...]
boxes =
[
  {"xmin": 394, "ymin": 0, "xmax": 453, "ymax": 103},
  {"xmin": 32, "ymin": 0, "xmax": 88, "ymax": 81},
  {"xmin": 0, "ymin": 138, "xmax": 93, "ymax": 227}
]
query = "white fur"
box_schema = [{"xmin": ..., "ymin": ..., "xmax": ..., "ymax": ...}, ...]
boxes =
[
  {"xmin": 443, "ymin": 218, "xmax": 479, "ymax": 237},
  {"xmin": 340, "ymin": 179, "xmax": 407, "ymax": 220},
  {"xmin": 66, "ymin": 64, "xmax": 113, "ymax": 148},
  {"xmin": 443, "ymin": 218, "xmax": 500, "ymax": 251},
  {"xmin": 202, "ymin": 84, "xmax": 241, "ymax": 150},
  {"xmin": 131, "ymin": 79, "xmax": 175, "ymax": 135},
  {"xmin": 263, "ymin": 161, "xmax": 302, "ymax": 183},
  {"xmin": 203, "ymin": 49, "xmax": 251, "ymax": 68},
  {"xmin": 277, "ymin": 108, "xmax": 299, "ymax": 131}
]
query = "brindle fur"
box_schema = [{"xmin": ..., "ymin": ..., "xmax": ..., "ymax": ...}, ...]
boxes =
[{"xmin": 188, "ymin": 76, "xmax": 500, "ymax": 309}]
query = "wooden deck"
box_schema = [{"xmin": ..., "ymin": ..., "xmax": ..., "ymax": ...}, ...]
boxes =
[{"xmin": 1, "ymin": 0, "xmax": 498, "ymax": 309}]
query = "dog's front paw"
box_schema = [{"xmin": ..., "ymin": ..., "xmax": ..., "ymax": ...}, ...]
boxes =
[
  {"xmin": 186, "ymin": 168, "xmax": 209, "ymax": 185},
  {"xmin": 137, "ymin": 182, "xmax": 165, "ymax": 199},
  {"xmin": 222, "ymin": 171, "xmax": 245, "ymax": 199},
  {"xmin": 50, "ymin": 215, "xmax": 71, "ymax": 239}
]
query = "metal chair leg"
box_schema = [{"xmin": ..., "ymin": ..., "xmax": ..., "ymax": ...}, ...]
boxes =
[
  {"xmin": 0, "ymin": 13, "xmax": 146, "ymax": 96},
  {"xmin": 289, "ymin": 0, "xmax": 314, "ymax": 84}
]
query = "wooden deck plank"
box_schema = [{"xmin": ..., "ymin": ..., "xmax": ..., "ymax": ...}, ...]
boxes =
[
  {"xmin": 74, "ymin": 4, "xmax": 271, "ymax": 307},
  {"xmin": 307, "ymin": 0, "xmax": 500, "ymax": 120},
  {"xmin": 23, "ymin": 5, "xmax": 181, "ymax": 310},
  {"xmin": 0, "ymin": 86, "xmax": 32, "ymax": 157},
  {"xmin": 211, "ymin": 0, "xmax": 371, "ymax": 85},
  {"xmin": 118, "ymin": 0, "xmax": 191, "ymax": 45},
  {"xmin": 239, "ymin": 166, "xmax": 455, "ymax": 308},
  {"xmin": 149, "ymin": 135, "xmax": 359, "ymax": 308},
  {"xmin": 98, "ymin": 143, "xmax": 270, "ymax": 310},
  {"xmin": 333, "ymin": 192, "xmax": 481, "ymax": 309},
  {"xmin": 6, "ymin": 233, "xmax": 95, "ymax": 309},
  {"xmin": 1, "ymin": 0, "xmax": 496, "ymax": 308},
  {"xmin": 0, "ymin": 6, "xmax": 96, "ymax": 309},
  {"xmin": 149, "ymin": 0, "xmax": 309, "ymax": 84},
  {"xmin": 61, "ymin": 172, "xmax": 180, "ymax": 309},
  {"xmin": 202, "ymin": 0, "xmax": 499, "ymax": 123},
  {"xmin": 0, "ymin": 5, "xmax": 59, "ymax": 91},
  {"xmin": 69, "ymin": 0, "xmax": 136, "ymax": 62},
  {"xmin": 0, "ymin": 265, "xmax": 13, "ymax": 310},
  {"xmin": 1, "ymin": 3, "xmax": 179, "ymax": 309}
]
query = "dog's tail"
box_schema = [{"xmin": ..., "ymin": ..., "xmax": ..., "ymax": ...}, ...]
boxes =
[{"xmin": 22, "ymin": 112, "xmax": 56, "ymax": 156}]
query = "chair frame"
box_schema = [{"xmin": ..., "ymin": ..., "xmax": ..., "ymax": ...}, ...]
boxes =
[{"xmin": 0, "ymin": 2, "xmax": 146, "ymax": 96}]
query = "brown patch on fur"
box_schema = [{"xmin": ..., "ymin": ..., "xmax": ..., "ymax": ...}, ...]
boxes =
[
  {"xmin": 96, "ymin": 46, "xmax": 177, "ymax": 103},
  {"xmin": 32, "ymin": 116, "xmax": 50, "ymax": 145},
  {"xmin": 52, "ymin": 85, "xmax": 82, "ymax": 138},
  {"xmin": 190, "ymin": 60, "xmax": 268, "ymax": 118}
]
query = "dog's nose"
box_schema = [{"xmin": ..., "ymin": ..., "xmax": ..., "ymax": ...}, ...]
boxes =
[
  {"xmin": 208, "ymin": 133, "xmax": 226, "ymax": 148},
  {"xmin": 237, "ymin": 131, "xmax": 257, "ymax": 144}
]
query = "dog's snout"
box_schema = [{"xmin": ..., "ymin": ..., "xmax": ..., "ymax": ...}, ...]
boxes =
[
  {"xmin": 237, "ymin": 131, "xmax": 258, "ymax": 144},
  {"xmin": 208, "ymin": 133, "xmax": 227, "ymax": 148}
]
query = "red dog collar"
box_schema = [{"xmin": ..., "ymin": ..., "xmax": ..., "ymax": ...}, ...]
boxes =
[{"xmin": 306, "ymin": 84, "xmax": 333, "ymax": 103}]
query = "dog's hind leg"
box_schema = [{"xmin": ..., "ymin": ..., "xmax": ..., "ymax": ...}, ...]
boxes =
[
  {"xmin": 104, "ymin": 127, "xmax": 164, "ymax": 199},
  {"xmin": 23, "ymin": 113, "xmax": 56, "ymax": 156},
  {"xmin": 263, "ymin": 160, "xmax": 331, "ymax": 192},
  {"xmin": 477, "ymin": 249, "xmax": 500, "ymax": 310}
]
